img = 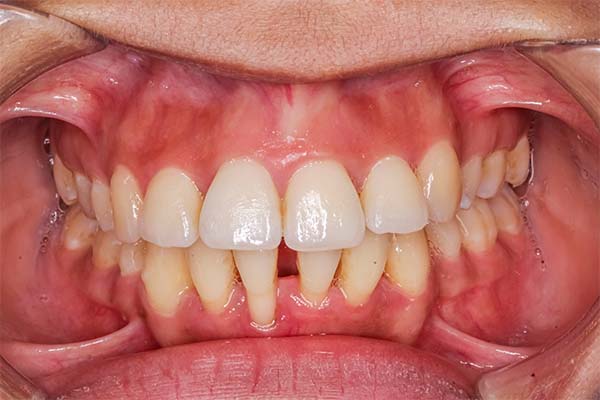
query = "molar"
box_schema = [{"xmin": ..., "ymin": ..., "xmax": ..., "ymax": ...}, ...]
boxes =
[
  {"xmin": 425, "ymin": 219, "xmax": 462, "ymax": 259},
  {"xmin": 488, "ymin": 186, "xmax": 523, "ymax": 234},
  {"xmin": 61, "ymin": 206, "xmax": 98, "ymax": 251},
  {"xmin": 477, "ymin": 150, "xmax": 507, "ymax": 198},
  {"xmin": 506, "ymin": 136, "xmax": 530, "ymax": 186},
  {"xmin": 119, "ymin": 240, "xmax": 146, "ymax": 276},
  {"xmin": 110, "ymin": 165, "xmax": 144, "ymax": 243},
  {"xmin": 91, "ymin": 179, "xmax": 115, "ymax": 232},
  {"xmin": 460, "ymin": 156, "xmax": 483, "ymax": 209},
  {"xmin": 74, "ymin": 173, "xmax": 94, "ymax": 217},
  {"xmin": 52, "ymin": 155, "xmax": 78, "ymax": 205},
  {"xmin": 296, "ymin": 250, "xmax": 341, "ymax": 307},
  {"xmin": 386, "ymin": 230, "xmax": 431, "ymax": 298},
  {"xmin": 92, "ymin": 230, "xmax": 122, "ymax": 270}
]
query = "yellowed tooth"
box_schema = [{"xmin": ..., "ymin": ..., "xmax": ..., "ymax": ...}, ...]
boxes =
[
  {"xmin": 91, "ymin": 179, "xmax": 114, "ymax": 231},
  {"xmin": 456, "ymin": 198, "xmax": 497, "ymax": 253},
  {"xmin": 119, "ymin": 240, "xmax": 146, "ymax": 276},
  {"xmin": 361, "ymin": 156, "xmax": 428, "ymax": 234},
  {"xmin": 92, "ymin": 230, "xmax": 122, "ymax": 270},
  {"xmin": 296, "ymin": 250, "xmax": 341, "ymax": 307},
  {"xmin": 506, "ymin": 136, "xmax": 530, "ymax": 186},
  {"xmin": 425, "ymin": 219, "xmax": 462, "ymax": 259},
  {"xmin": 460, "ymin": 156, "xmax": 483, "ymax": 209},
  {"xmin": 473, "ymin": 198, "xmax": 498, "ymax": 245},
  {"xmin": 187, "ymin": 239, "xmax": 236, "ymax": 314},
  {"xmin": 74, "ymin": 173, "xmax": 94, "ymax": 217},
  {"xmin": 386, "ymin": 230, "xmax": 430, "ymax": 298},
  {"xmin": 62, "ymin": 206, "xmax": 98, "ymax": 251},
  {"xmin": 110, "ymin": 165, "xmax": 143, "ymax": 243},
  {"xmin": 489, "ymin": 186, "xmax": 523, "ymax": 235},
  {"xmin": 233, "ymin": 249, "xmax": 277, "ymax": 327},
  {"xmin": 339, "ymin": 230, "xmax": 390, "ymax": 306},
  {"xmin": 477, "ymin": 150, "xmax": 507, "ymax": 199},
  {"xmin": 141, "ymin": 244, "xmax": 192, "ymax": 316},
  {"xmin": 53, "ymin": 155, "xmax": 78, "ymax": 205},
  {"xmin": 141, "ymin": 168, "xmax": 202, "ymax": 248},
  {"xmin": 416, "ymin": 141, "xmax": 461, "ymax": 223}
]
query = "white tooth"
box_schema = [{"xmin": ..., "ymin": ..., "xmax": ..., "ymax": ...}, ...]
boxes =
[
  {"xmin": 296, "ymin": 250, "xmax": 341, "ymax": 307},
  {"xmin": 141, "ymin": 168, "xmax": 202, "ymax": 248},
  {"xmin": 477, "ymin": 150, "xmax": 507, "ymax": 199},
  {"xmin": 488, "ymin": 186, "xmax": 523, "ymax": 235},
  {"xmin": 53, "ymin": 155, "xmax": 78, "ymax": 205},
  {"xmin": 456, "ymin": 198, "xmax": 497, "ymax": 253},
  {"xmin": 62, "ymin": 207, "xmax": 98, "ymax": 251},
  {"xmin": 233, "ymin": 249, "xmax": 277, "ymax": 327},
  {"xmin": 141, "ymin": 244, "xmax": 192, "ymax": 316},
  {"xmin": 119, "ymin": 240, "xmax": 146, "ymax": 276},
  {"xmin": 74, "ymin": 173, "xmax": 94, "ymax": 217},
  {"xmin": 425, "ymin": 219, "xmax": 462, "ymax": 259},
  {"xmin": 110, "ymin": 165, "xmax": 143, "ymax": 243},
  {"xmin": 92, "ymin": 230, "xmax": 122, "ymax": 269},
  {"xmin": 91, "ymin": 180, "xmax": 115, "ymax": 231},
  {"xmin": 187, "ymin": 239, "xmax": 236, "ymax": 314},
  {"xmin": 284, "ymin": 160, "xmax": 365, "ymax": 251},
  {"xmin": 200, "ymin": 159, "xmax": 281, "ymax": 250},
  {"xmin": 416, "ymin": 141, "xmax": 461, "ymax": 223},
  {"xmin": 506, "ymin": 136, "xmax": 530, "ymax": 186},
  {"xmin": 386, "ymin": 230, "xmax": 430, "ymax": 298},
  {"xmin": 361, "ymin": 156, "xmax": 428, "ymax": 234},
  {"xmin": 473, "ymin": 198, "xmax": 498, "ymax": 245},
  {"xmin": 460, "ymin": 156, "xmax": 483, "ymax": 209},
  {"xmin": 339, "ymin": 230, "xmax": 390, "ymax": 306}
]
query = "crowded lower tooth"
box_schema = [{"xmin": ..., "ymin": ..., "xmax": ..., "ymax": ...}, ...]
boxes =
[
  {"xmin": 456, "ymin": 198, "xmax": 497, "ymax": 253},
  {"xmin": 141, "ymin": 244, "xmax": 192, "ymax": 316},
  {"xmin": 91, "ymin": 180, "xmax": 115, "ymax": 231},
  {"xmin": 416, "ymin": 141, "xmax": 461, "ymax": 223},
  {"xmin": 92, "ymin": 230, "xmax": 122, "ymax": 270},
  {"xmin": 74, "ymin": 173, "xmax": 94, "ymax": 217},
  {"xmin": 506, "ymin": 136, "xmax": 530, "ymax": 186},
  {"xmin": 488, "ymin": 186, "xmax": 523, "ymax": 234},
  {"xmin": 339, "ymin": 230, "xmax": 390, "ymax": 306},
  {"xmin": 296, "ymin": 250, "xmax": 341, "ymax": 306},
  {"xmin": 425, "ymin": 219, "xmax": 462, "ymax": 259},
  {"xmin": 110, "ymin": 165, "xmax": 143, "ymax": 243},
  {"xmin": 119, "ymin": 240, "xmax": 146, "ymax": 276},
  {"xmin": 61, "ymin": 207, "xmax": 98, "ymax": 251},
  {"xmin": 386, "ymin": 230, "xmax": 430, "ymax": 298},
  {"xmin": 200, "ymin": 159, "xmax": 281, "ymax": 250},
  {"xmin": 187, "ymin": 239, "xmax": 236, "ymax": 314},
  {"xmin": 53, "ymin": 155, "xmax": 78, "ymax": 205},
  {"xmin": 284, "ymin": 160, "xmax": 365, "ymax": 251},
  {"xmin": 477, "ymin": 150, "xmax": 507, "ymax": 199},
  {"xmin": 141, "ymin": 168, "xmax": 202, "ymax": 248},
  {"xmin": 460, "ymin": 156, "xmax": 483, "ymax": 209},
  {"xmin": 361, "ymin": 156, "xmax": 428, "ymax": 234}
]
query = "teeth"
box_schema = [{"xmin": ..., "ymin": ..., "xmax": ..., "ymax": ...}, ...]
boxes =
[
  {"xmin": 296, "ymin": 250, "xmax": 341, "ymax": 306},
  {"xmin": 284, "ymin": 160, "xmax": 365, "ymax": 251},
  {"xmin": 91, "ymin": 180, "xmax": 115, "ymax": 232},
  {"xmin": 200, "ymin": 159, "xmax": 281, "ymax": 250},
  {"xmin": 506, "ymin": 136, "xmax": 530, "ymax": 186},
  {"xmin": 477, "ymin": 150, "xmax": 507, "ymax": 199},
  {"xmin": 339, "ymin": 230, "xmax": 390, "ymax": 306},
  {"xmin": 92, "ymin": 230, "xmax": 122, "ymax": 270},
  {"xmin": 233, "ymin": 249, "xmax": 277, "ymax": 327},
  {"xmin": 141, "ymin": 168, "xmax": 202, "ymax": 248},
  {"xmin": 455, "ymin": 198, "xmax": 498, "ymax": 252},
  {"xmin": 187, "ymin": 239, "xmax": 236, "ymax": 314},
  {"xmin": 386, "ymin": 230, "xmax": 430, "ymax": 298},
  {"xmin": 53, "ymin": 155, "xmax": 78, "ymax": 205},
  {"xmin": 416, "ymin": 141, "xmax": 461, "ymax": 223},
  {"xmin": 110, "ymin": 165, "xmax": 144, "ymax": 243},
  {"xmin": 141, "ymin": 244, "xmax": 192, "ymax": 316},
  {"xmin": 62, "ymin": 207, "xmax": 98, "ymax": 251},
  {"xmin": 119, "ymin": 240, "xmax": 146, "ymax": 276},
  {"xmin": 361, "ymin": 156, "xmax": 428, "ymax": 234},
  {"xmin": 425, "ymin": 219, "xmax": 462, "ymax": 259},
  {"xmin": 488, "ymin": 186, "xmax": 523, "ymax": 235},
  {"xmin": 74, "ymin": 173, "xmax": 94, "ymax": 217},
  {"xmin": 460, "ymin": 156, "xmax": 483, "ymax": 209}
]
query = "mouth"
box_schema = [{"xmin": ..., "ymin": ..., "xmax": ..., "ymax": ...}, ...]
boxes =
[{"xmin": 1, "ymin": 4, "xmax": 599, "ymax": 400}]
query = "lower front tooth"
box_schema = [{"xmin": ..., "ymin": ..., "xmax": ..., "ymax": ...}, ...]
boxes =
[
  {"xmin": 52, "ymin": 155, "xmax": 78, "ymax": 205},
  {"xmin": 297, "ymin": 250, "xmax": 341, "ymax": 307},
  {"xmin": 425, "ymin": 219, "xmax": 461, "ymax": 259},
  {"xmin": 92, "ymin": 230, "xmax": 122, "ymax": 269},
  {"xmin": 74, "ymin": 173, "xmax": 94, "ymax": 217},
  {"xmin": 488, "ymin": 186, "xmax": 523, "ymax": 234},
  {"xmin": 119, "ymin": 240, "xmax": 146, "ymax": 276},
  {"xmin": 91, "ymin": 180, "xmax": 115, "ymax": 232},
  {"xmin": 477, "ymin": 150, "xmax": 507, "ymax": 199},
  {"xmin": 62, "ymin": 207, "xmax": 98, "ymax": 251},
  {"xmin": 386, "ymin": 230, "xmax": 430, "ymax": 298},
  {"xmin": 460, "ymin": 156, "xmax": 483, "ymax": 209},
  {"xmin": 506, "ymin": 136, "xmax": 530, "ymax": 186}
]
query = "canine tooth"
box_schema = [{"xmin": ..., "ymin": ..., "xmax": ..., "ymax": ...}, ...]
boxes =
[
  {"xmin": 119, "ymin": 240, "xmax": 146, "ymax": 276},
  {"xmin": 474, "ymin": 198, "xmax": 498, "ymax": 245},
  {"xmin": 339, "ymin": 231, "xmax": 390, "ymax": 306},
  {"xmin": 489, "ymin": 186, "xmax": 523, "ymax": 234},
  {"xmin": 74, "ymin": 173, "xmax": 94, "ymax": 217},
  {"xmin": 141, "ymin": 244, "xmax": 192, "ymax": 316},
  {"xmin": 284, "ymin": 160, "xmax": 365, "ymax": 251},
  {"xmin": 62, "ymin": 207, "xmax": 98, "ymax": 251},
  {"xmin": 187, "ymin": 239, "xmax": 236, "ymax": 314},
  {"xmin": 297, "ymin": 250, "xmax": 341, "ymax": 306},
  {"xmin": 386, "ymin": 230, "xmax": 430, "ymax": 298},
  {"xmin": 477, "ymin": 150, "xmax": 507, "ymax": 198},
  {"xmin": 233, "ymin": 249, "xmax": 277, "ymax": 327},
  {"xmin": 53, "ymin": 155, "xmax": 78, "ymax": 205},
  {"xmin": 91, "ymin": 180, "xmax": 115, "ymax": 231},
  {"xmin": 425, "ymin": 219, "xmax": 461, "ymax": 259},
  {"xmin": 456, "ymin": 198, "xmax": 497, "ymax": 253},
  {"xmin": 141, "ymin": 168, "xmax": 202, "ymax": 248},
  {"xmin": 416, "ymin": 141, "xmax": 461, "ymax": 223},
  {"xmin": 506, "ymin": 136, "xmax": 530, "ymax": 186},
  {"xmin": 92, "ymin": 230, "xmax": 122, "ymax": 269},
  {"xmin": 460, "ymin": 156, "xmax": 483, "ymax": 209},
  {"xmin": 361, "ymin": 156, "xmax": 428, "ymax": 234},
  {"xmin": 111, "ymin": 165, "xmax": 143, "ymax": 243},
  {"xmin": 200, "ymin": 159, "xmax": 281, "ymax": 250}
]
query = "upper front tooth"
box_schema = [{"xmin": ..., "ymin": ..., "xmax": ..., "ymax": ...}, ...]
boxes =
[
  {"xmin": 416, "ymin": 141, "xmax": 461, "ymax": 223},
  {"xmin": 141, "ymin": 168, "xmax": 202, "ymax": 248},
  {"xmin": 111, "ymin": 165, "xmax": 143, "ymax": 243},
  {"xmin": 488, "ymin": 186, "xmax": 523, "ymax": 234},
  {"xmin": 74, "ymin": 173, "xmax": 94, "ymax": 217},
  {"xmin": 62, "ymin": 207, "xmax": 98, "ymax": 251},
  {"xmin": 53, "ymin": 155, "xmax": 78, "ymax": 205},
  {"xmin": 460, "ymin": 156, "xmax": 483, "ymax": 209},
  {"xmin": 200, "ymin": 159, "xmax": 281, "ymax": 250},
  {"xmin": 361, "ymin": 156, "xmax": 428, "ymax": 234},
  {"xmin": 506, "ymin": 136, "xmax": 530, "ymax": 186},
  {"xmin": 296, "ymin": 250, "xmax": 341, "ymax": 307},
  {"xmin": 386, "ymin": 230, "xmax": 431, "ymax": 298},
  {"xmin": 425, "ymin": 219, "xmax": 461, "ymax": 259},
  {"xmin": 477, "ymin": 150, "xmax": 507, "ymax": 199},
  {"xmin": 284, "ymin": 160, "xmax": 365, "ymax": 251},
  {"xmin": 91, "ymin": 180, "xmax": 115, "ymax": 232}
]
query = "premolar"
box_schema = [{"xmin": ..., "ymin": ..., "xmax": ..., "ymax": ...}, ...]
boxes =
[
  {"xmin": 506, "ymin": 136, "xmax": 530, "ymax": 186},
  {"xmin": 296, "ymin": 250, "xmax": 341, "ymax": 307},
  {"xmin": 52, "ymin": 155, "xmax": 78, "ymax": 205},
  {"xmin": 456, "ymin": 198, "xmax": 498, "ymax": 252},
  {"xmin": 61, "ymin": 207, "xmax": 98, "ymax": 251},
  {"xmin": 489, "ymin": 185, "xmax": 523, "ymax": 234},
  {"xmin": 477, "ymin": 150, "xmax": 507, "ymax": 198},
  {"xmin": 111, "ymin": 165, "xmax": 144, "ymax": 243}
]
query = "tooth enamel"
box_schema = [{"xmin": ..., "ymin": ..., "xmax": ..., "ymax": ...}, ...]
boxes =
[
  {"xmin": 473, "ymin": 198, "xmax": 498, "ymax": 245},
  {"xmin": 91, "ymin": 180, "xmax": 114, "ymax": 231},
  {"xmin": 339, "ymin": 230, "xmax": 390, "ymax": 306},
  {"xmin": 74, "ymin": 173, "xmax": 94, "ymax": 217},
  {"xmin": 141, "ymin": 244, "xmax": 192, "ymax": 316},
  {"xmin": 92, "ymin": 230, "xmax": 122, "ymax": 269},
  {"xmin": 460, "ymin": 156, "xmax": 483, "ymax": 209},
  {"xmin": 53, "ymin": 155, "xmax": 78, "ymax": 205},
  {"xmin": 284, "ymin": 160, "xmax": 365, "ymax": 251},
  {"xmin": 187, "ymin": 239, "xmax": 236, "ymax": 314},
  {"xmin": 199, "ymin": 159, "xmax": 281, "ymax": 250},
  {"xmin": 141, "ymin": 168, "xmax": 202, "ymax": 248},
  {"xmin": 455, "ymin": 198, "xmax": 497, "ymax": 253},
  {"xmin": 119, "ymin": 240, "xmax": 146, "ymax": 276},
  {"xmin": 416, "ymin": 141, "xmax": 461, "ymax": 223},
  {"xmin": 233, "ymin": 249, "xmax": 277, "ymax": 327},
  {"xmin": 361, "ymin": 156, "xmax": 428, "ymax": 234},
  {"xmin": 386, "ymin": 230, "xmax": 430, "ymax": 298},
  {"xmin": 488, "ymin": 186, "xmax": 523, "ymax": 235},
  {"xmin": 110, "ymin": 165, "xmax": 143, "ymax": 243},
  {"xmin": 506, "ymin": 136, "xmax": 530, "ymax": 186},
  {"xmin": 296, "ymin": 250, "xmax": 341, "ymax": 306},
  {"xmin": 62, "ymin": 207, "xmax": 98, "ymax": 251},
  {"xmin": 477, "ymin": 150, "xmax": 507, "ymax": 199},
  {"xmin": 425, "ymin": 219, "xmax": 462, "ymax": 259}
]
